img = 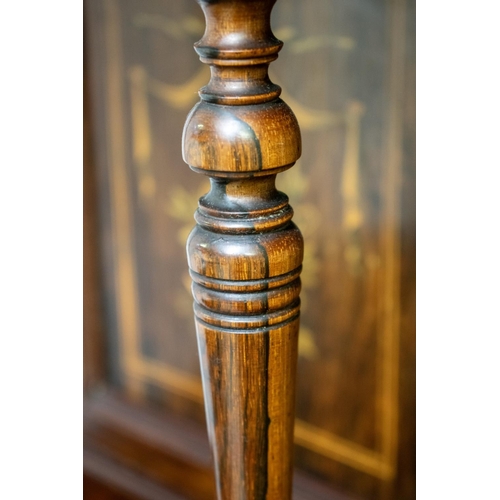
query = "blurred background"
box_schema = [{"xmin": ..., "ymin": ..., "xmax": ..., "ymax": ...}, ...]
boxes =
[{"xmin": 83, "ymin": 0, "xmax": 415, "ymax": 498}]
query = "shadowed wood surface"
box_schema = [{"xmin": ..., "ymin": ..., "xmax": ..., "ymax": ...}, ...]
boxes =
[
  {"xmin": 183, "ymin": 1, "xmax": 303, "ymax": 497},
  {"xmin": 83, "ymin": 394, "xmax": 357, "ymax": 500},
  {"xmin": 84, "ymin": 475, "xmax": 136, "ymax": 500}
]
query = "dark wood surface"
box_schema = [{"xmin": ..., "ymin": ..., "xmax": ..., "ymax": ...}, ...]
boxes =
[
  {"xmin": 84, "ymin": 393, "xmax": 356, "ymax": 500},
  {"xmin": 84, "ymin": 0, "xmax": 415, "ymax": 498},
  {"xmin": 183, "ymin": 1, "xmax": 303, "ymax": 498},
  {"xmin": 84, "ymin": 475, "xmax": 135, "ymax": 500},
  {"xmin": 83, "ymin": 32, "xmax": 105, "ymax": 392}
]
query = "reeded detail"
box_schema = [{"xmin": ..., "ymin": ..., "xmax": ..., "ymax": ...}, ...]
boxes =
[
  {"xmin": 192, "ymin": 267, "xmax": 301, "ymax": 329},
  {"xmin": 189, "ymin": 266, "xmax": 302, "ymax": 292},
  {"xmin": 192, "ymin": 279, "xmax": 301, "ymax": 315},
  {"xmin": 194, "ymin": 299, "xmax": 300, "ymax": 330}
]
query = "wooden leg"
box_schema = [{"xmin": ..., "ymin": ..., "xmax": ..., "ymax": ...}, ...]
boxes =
[{"xmin": 183, "ymin": 1, "xmax": 303, "ymax": 498}]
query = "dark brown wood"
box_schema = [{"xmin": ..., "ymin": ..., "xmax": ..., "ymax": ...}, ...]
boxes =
[
  {"xmin": 84, "ymin": 474, "xmax": 135, "ymax": 500},
  {"xmin": 183, "ymin": 1, "xmax": 303, "ymax": 498},
  {"xmin": 83, "ymin": 28, "xmax": 105, "ymax": 392},
  {"xmin": 84, "ymin": 393, "xmax": 216, "ymax": 500},
  {"xmin": 83, "ymin": 393, "xmax": 351, "ymax": 500},
  {"xmin": 84, "ymin": 0, "xmax": 415, "ymax": 497}
]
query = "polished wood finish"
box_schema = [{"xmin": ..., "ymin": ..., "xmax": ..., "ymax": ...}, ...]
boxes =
[
  {"xmin": 183, "ymin": 1, "xmax": 303, "ymax": 498},
  {"xmin": 85, "ymin": 0, "xmax": 415, "ymax": 497}
]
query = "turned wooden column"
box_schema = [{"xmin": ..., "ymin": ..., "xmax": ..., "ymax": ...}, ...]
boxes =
[{"xmin": 183, "ymin": 1, "xmax": 303, "ymax": 498}]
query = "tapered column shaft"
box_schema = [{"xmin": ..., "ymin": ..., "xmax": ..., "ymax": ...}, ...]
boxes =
[{"xmin": 183, "ymin": 1, "xmax": 303, "ymax": 498}]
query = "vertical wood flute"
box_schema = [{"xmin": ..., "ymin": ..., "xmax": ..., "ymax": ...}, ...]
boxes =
[{"xmin": 183, "ymin": 1, "xmax": 303, "ymax": 498}]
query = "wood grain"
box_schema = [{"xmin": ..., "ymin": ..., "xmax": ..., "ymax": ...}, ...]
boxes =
[
  {"xmin": 85, "ymin": 0, "xmax": 416, "ymax": 496},
  {"xmin": 183, "ymin": 1, "xmax": 303, "ymax": 498}
]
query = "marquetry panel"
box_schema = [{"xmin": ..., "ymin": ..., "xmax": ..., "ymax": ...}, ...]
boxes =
[{"xmin": 85, "ymin": 0, "xmax": 415, "ymax": 498}]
